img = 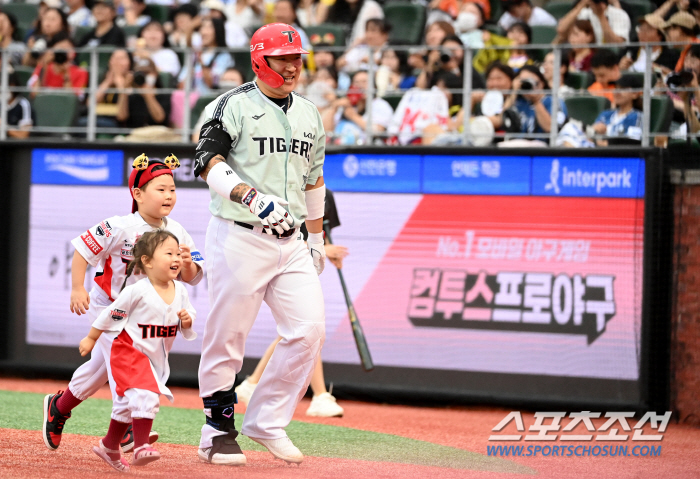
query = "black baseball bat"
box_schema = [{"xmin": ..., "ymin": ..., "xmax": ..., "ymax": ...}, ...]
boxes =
[{"xmin": 323, "ymin": 221, "xmax": 374, "ymax": 372}]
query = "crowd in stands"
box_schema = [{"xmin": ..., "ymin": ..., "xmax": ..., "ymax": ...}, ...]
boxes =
[{"xmin": 0, "ymin": 0, "xmax": 699, "ymax": 146}]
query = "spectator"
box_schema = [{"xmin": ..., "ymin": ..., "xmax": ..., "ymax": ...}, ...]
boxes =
[
  {"xmin": 318, "ymin": 0, "xmax": 384, "ymax": 46},
  {"xmin": 497, "ymin": 64, "xmax": 568, "ymax": 139},
  {"xmin": 297, "ymin": 0, "xmax": 323, "ymax": 27},
  {"xmin": 0, "ymin": 11, "xmax": 26, "ymax": 66},
  {"xmin": 323, "ymin": 70, "xmax": 394, "ymax": 144},
  {"xmin": 274, "ymin": 0, "xmax": 312, "ymax": 52},
  {"xmin": 191, "ymin": 67, "xmax": 247, "ymax": 142},
  {"xmin": 337, "ymin": 17, "xmax": 389, "ymax": 73},
  {"xmin": 589, "ymin": 74, "xmax": 643, "ymax": 145},
  {"xmin": 588, "ymin": 49, "xmax": 620, "ymax": 104},
  {"xmin": 662, "ymin": 11, "xmax": 699, "ymax": 72},
  {"xmin": 652, "ymin": 0, "xmax": 691, "ymax": 22},
  {"xmin": 28, "ymin": 32, "xmax": 88, "ymax": 99},
  {"xmin": 621, "ymin": 14, "xmax": 680, "ymax": 74},
  {"xmin": 200, "ymin": 0, "xmax": 249, "ymax": 48},
  {"xmin": 474, "ymin": 61, "xmax": 516, "ymax": 121},
  {"xmin": 670, "ymin": 44, "xmax": 700, "ymax": 137},
  {"xmin": 542, "ymin": 52, "xmax": 576, "ymax": 99},
  {"xmin": 387, "ymin": 74, "xmax": 450, "ymax": 144},
  {"xmin": 305, "ymin": 65, "xmax": 338, "ymax": 110},
  {"xmin": 557, "ymin": 0, "xmax": 631, "ymax": 44},
  {"xmin": 422, "ymin": 71, "xmax": 468, "ymax": 144},
  {"xmin": 3, "ymin": 72, "xmax": 35, "ymax": 139},
  {"xmin": 566, "ymin": 19, "xmax": 595, "ymax": 72},
  {"xmin": 177, "ymin": 17, "xmax": 233, "ymax": 95},
  {"xmin": 375, "ymin": 46, "xmax": 417, "ymax": 96},
  {"xmin": 65, "ymin": 0, "xmax": 94, "ymax": 30},
  {"xmin": 224, "ymin": 0, "xmax": 263, "ymax": 33},
  {"xmin": 455, "ymin": 1, "xmax": 488, "ymax": 49},
  {"xmin": 136, "ymin": 20, "xmax": 181, "ymax": 77},
  {"xmin": 315, "ymin": 43, "xmax": 351, "ymax": 91},
  {"xmin": 506, "ymin": 22, "xmax": 533, "ymax": 71},
  {"xmin": 24, "ymin": 7, "xmax": 71, "ymax": 67},
  {"xmin": 425, "ymin": 20, "xmax": 455, "ymax": 47},
  {"xmin": 417, "ymin": 35, "xmax": 486, "ymax": 90},
  {"xmin": 498, "ymin": 0, "xmax": 557, "ymax": 31},
  {"xmin": 117, "ymin": 0, "xmax": 151, "ymax": 28},
  {"xmin": 89, "ymin": 48, "xmax": 133, "ymax": 129},
  {"xmin": 427, "ymin": 0, "xmax": 461, "ymax": 25},
  {"xmin": 116, "ymin": 57, "xmax": 170, "ymax": 128},
  {"xmin": 77, "ymin": 0, "xmax": 126, "ymax": 48},
  {"xmin": 168, "ymin": 3, "xmax": 201, "ymax": 49}
]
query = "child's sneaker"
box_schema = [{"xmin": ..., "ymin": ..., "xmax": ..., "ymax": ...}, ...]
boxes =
[
  {"xmin": 92, "ymin": 440, "xmax": 130, "ymax": 473},
  {"xmin": 305, "ymin": 392, "xmax": 344, "ymax": 417},
  {"xmin": 120, "ymin": 424, "xmax": 159, "ymax": 452},
  {"xmin": 234, "ymin": 378, "xmax": 257, "ymax": 407},
  {"xmin": 42, "ymin": 391, "xmax": 71, "ymax": 450},
  {"xmin": 132, "ymin": 444, "xmax": 161, "ymax": 466}
]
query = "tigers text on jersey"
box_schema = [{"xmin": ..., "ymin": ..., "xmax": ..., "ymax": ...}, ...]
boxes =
[
  {"xmin": 71, "ymin": 212, "xmax": 204, "ymax": 302},
  {"xmin": 93, "ymin": 278, "xmax": 196, "ymax": 402},
  {"xmin": 202, "ymin": 81, "xmax": 325, "ymax": 227}
]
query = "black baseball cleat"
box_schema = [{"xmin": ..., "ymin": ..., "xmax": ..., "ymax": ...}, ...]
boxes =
[
  {"xmin": 42, "ymin": 391, "xmax": 71, "ymax": 450},
  {"xmin": 120, "ymin": 424, "xmax": 160, "ymax": 453},
  {"xmin": 198, "ymin": 430, "xmax": 247, "ymax": 466}
]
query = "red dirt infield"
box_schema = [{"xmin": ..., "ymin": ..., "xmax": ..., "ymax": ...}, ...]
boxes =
[{"xmin": 2, "ymin": 378, "xmax": 699, "ymax": 479}]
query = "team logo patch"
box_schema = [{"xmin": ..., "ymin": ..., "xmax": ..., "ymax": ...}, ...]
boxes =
[
  {"xmin": 111, "ymin": 308, "xmax": 127, "ymax": 321},
  {"xmin": 191, "ymin": 251, "xmax": 203, "ymax": 262},
  {"xmin": 95, "ymin": 221, "xmax": 112, "ymax": 237},
  {"xmin": 80, "ymin": 231, "xmax": 103, "ymax": 255}
]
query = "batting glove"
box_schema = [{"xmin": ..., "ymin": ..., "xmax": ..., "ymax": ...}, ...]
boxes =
[
  {"xmin": 243, "ymin": 188, "xmax": 295, "ymax": 235},
  {"xmin": 307, "ymin": 232, "xmax": 326, "ymax": 275}
]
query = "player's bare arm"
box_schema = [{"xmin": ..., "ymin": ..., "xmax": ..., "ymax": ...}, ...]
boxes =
[
  {"xmin": 79, "ymin": 327, "xmax": 103, "ymax": 356},
  {"xmin": 70, "ymin": 251, "xmax": 91, "ymax": 315}
]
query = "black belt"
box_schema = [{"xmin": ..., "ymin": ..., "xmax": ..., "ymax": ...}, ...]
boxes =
[{"xmin": 234, "ymin": 221, "xmax": 297, "ymax": 238}]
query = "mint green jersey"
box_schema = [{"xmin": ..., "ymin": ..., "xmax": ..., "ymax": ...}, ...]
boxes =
[{"xmin": 202, "ymin": 81, "xmax": 325, "ymax": 227}]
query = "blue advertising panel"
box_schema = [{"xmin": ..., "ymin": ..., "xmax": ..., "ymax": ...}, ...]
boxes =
[
  {"xmin": 31, "ymin": 149, "xmax": 124, "ymax": 186},
  {"xmin": 323, "ymin": 153, "xmax": 421, "ymax": 193},
  {"xmin": 422, "ymin": 155, "xmax": 531, "ymax": 195},
  {"xmin": 532, "ymin": 157, "xmax": 645, "ymax": 198}
]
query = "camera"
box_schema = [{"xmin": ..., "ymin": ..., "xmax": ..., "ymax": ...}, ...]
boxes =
[
  {"xmin": 439, "ymin": 48, "xmax": 453, "ymax": 65},
  {"xmin": 520, "ymin": 78, "xmax": 536, "ymax": 91},
  {"xmin": 666, "ymin": 70, "xmax": 695, "ymax": 88},
  {"xmin": 133, "ymin": 70, "xmax": 146, "ymax": 87},
  {"xmin": 53, "ymin": 50, "xmax": 68, "ymax": 65},
  {"xmin": 30, "ymin": 38, "xmax": 47, "ymax": 60}
]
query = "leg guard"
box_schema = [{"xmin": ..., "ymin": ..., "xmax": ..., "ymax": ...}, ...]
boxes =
[{"xmin": 203, "ymin": 386, "xmax": 238, "ymax": 433}]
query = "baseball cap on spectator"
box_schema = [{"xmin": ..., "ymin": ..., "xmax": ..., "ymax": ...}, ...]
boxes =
[
  {"xmin": 638, "ymin": 14, "xmax": 665, "ymax": 35},
  {"xmin": 40, "ymin": 0, "xmax": 63, "ymax": 8},
  {"xmin": 201, "ymin": 0, "xmax": 227, "ymax": 18},
  {"xmin": 662, "ymin": 11, "xmax": 697, "ymax": 31}
]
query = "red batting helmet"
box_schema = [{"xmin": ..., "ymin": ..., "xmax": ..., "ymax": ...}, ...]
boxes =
[{"xmin": 250, "ymin": 23, "xmax": 308, "ymax": 88}]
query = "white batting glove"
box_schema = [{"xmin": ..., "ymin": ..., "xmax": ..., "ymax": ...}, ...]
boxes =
[
  {"xmin": 307, "ymin": 232, "xmax": 326, "ymax": 275},
  {"xmin": 243, "ymin": 188, "xmax": 295, "ymax": 235}
]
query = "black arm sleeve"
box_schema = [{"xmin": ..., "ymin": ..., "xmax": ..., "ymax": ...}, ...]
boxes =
[{"xmin": 193, "ymin": 118, "xmax": 234, "ymax": 177}]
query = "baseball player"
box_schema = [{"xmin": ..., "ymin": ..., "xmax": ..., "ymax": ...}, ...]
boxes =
[
  {"xmin": 193, "ymin": 23, "xmax": 327, "ymax": 466},
  {"xmin": 79, "ymin": 230, "xmax": 197, "ymax": 472},
  {"xmin": 42, "ymin": 155, "xmax": 204, "ymax": 453}
]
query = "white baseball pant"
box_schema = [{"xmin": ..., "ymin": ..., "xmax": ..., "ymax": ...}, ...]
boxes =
[{"xmin": 198, "ymin": 217, "xmax": 325, "ymax": 447}]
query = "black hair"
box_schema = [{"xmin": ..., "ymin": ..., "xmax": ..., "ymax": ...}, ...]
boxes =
[
  {"xmin": 689, "ymin": 43, "xmax": 700, "ymax": 60},
  {"xmin": 316, "ymin": 65, "xmax": 339, "ymax": 84},
  {"xmin": 504, "ymin": 0, "xmax": 532, "ymax": 11},
  {"xmin": 110, "ymin": 47, "xmax": 134, "ymax": 70},
  {"xmin": 172, "ymin": 2, "xmax": 199, "ymax": 20},
  {"xmin": 47, "ymin": 30, "xmax": 73, "ymax": 48},
  {"xmin": 276, "ymin": 0, "xmax": 300, "ymax": 24},
  {"xmin": 383, "ymin": 42, "xmax": 412, "ymax": 77},
  {"xmin": 590, "ymin": 49, "xmax": 619, "ymax": 69},
  {"xmin": 121, "ymin": 230, "xmax": 180, "ymax": 291},
  {"xmin": 433, "ymin": 70, "xmax": 463, "ymax": 107},
  {"xmin": 366, "ymin": 17, "xmax": 391, "ymax": 34},
  {"xmin": 507, "ymin": 21, "xmax": 532, "ymax": 44},
  {"xmin": 37, "ymin": 7, "xmax": 70, "ymax": 38},
  {"xmin": 138, "ymin": 20, "xmax": 172, "ymax": 48},
  {"xmin": 327, "ymin": 0, "xmax": 365, "ymax": 27},
  {"xmin": 485, "ymin": 60, "xmax": 516, "ymax": 81},
  {"xmin": 8, "ymin": 71, "xmax": 19, "ymax": 88},
  {"xmin": 0, "ymin": 10, "xmax": 20, "ymax": 41},
  {"xmin": 519, "ymin": 64, "xmax": 549, "ymax": 89},
  {"xmin": 204, "ymin": 17, "xmax": 227, "ymax": 48},
  {"xmin": 314, "ymin": 44, "xmax": 338, "ymax": 60}
]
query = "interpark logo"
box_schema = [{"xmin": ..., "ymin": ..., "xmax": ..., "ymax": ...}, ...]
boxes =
[{"xmin": 536, "ymin": 157, "xmax": 644, "ymax": 198}]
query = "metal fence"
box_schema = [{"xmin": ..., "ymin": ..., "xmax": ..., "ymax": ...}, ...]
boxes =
[{"xmin": 1, "ymin": 42, "xmax": 697, "ymax": 146}]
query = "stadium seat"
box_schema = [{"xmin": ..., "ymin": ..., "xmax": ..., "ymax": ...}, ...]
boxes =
[
  {"xmin": 489, "ymin": 0, "xmax": 502, "ymax": 23},
  {"xmin": 305, "ymin": 24, "xmax": 346, "ymax": 46},
  {"xmin": 13, "ymin": 66, "xmax": 35, "ymax": 89},
  {"xmin": 122, "ymin": 25, "xmax": 142, "ymax": 41},
  {"xmin": 158, "ymin": 72, "xmax": 176, "ymax": 89},
  {"xmin": 1, "ymin": 3, "xmax": 39, "ymax": 28},
  {"xmin": 76, "ymin": 48, "xmax": 115, "ymax": 78},
  {"xmin": 383, "ymin": 3, "xmax": 426, "ymax": 45},
  {"xmin": 231, "ymin": 50, "xmax": 254, "ymax": 82},
  {"xmin": 33, "ymin": 93, "xmax": 79, "ymax": 129},
  {"xmin": 73, "ymin": 26, "xmax": 93, "ymax": 45},
  {"xmin": 145, "ymin": 4, "xmax": 170, "ymax": 23},
  {"xmin": 650, "ymin": 96, "xmax": 673, "ymax": 134},
  {"xmin": 564, "ymin": 96, "xmax": 611, "ymax": 127},
  {"xmin": 620, "ymin": 0, "xmax": 653, "ymax": 23},
  {"xmin": 190, "ymin": 94, "xmax": 219, "ymax": 129},
  {"xmin": 531, "ymin": 25, "xmax": 558, "ymax": 45},
  {"xmin": 544, "ymin": 1, "xmax": 572, "ymax": 20},
  {"xmin": 565, "ymin": 71, "xmax": 594, "ymax": 89},
  {"xmin": 482, "ymin": 23, "xmax": 506, "ymax": 37}
]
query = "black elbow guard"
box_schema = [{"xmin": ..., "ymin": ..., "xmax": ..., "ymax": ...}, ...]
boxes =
[{"xmin": 194, "ymin": 119, "xmax": 234, "ymax": 177}]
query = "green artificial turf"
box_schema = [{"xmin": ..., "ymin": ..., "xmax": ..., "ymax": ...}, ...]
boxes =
[{"xmin": 0, "ymin": 389, "xmax": 534, "ymax": 474}]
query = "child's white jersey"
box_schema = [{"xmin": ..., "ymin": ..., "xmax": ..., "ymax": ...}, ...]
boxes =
[
  {"xmin": 93, "ymin": 278, "xmax": 196, "ymax": 402},
  {"xmin": 71, "ymin": 212, "xmax": 204, "ymax": 304}
]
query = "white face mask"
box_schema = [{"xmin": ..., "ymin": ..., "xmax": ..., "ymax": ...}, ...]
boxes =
[
  {"xmin": 145, "ymin": 74, "xmax": 157, "ymax": 87},
  {"xmin": 219, "ymin": 80, "xmax": 241, "ymax": 89},
  {"xmin": 456, "ymin": 12, "xmax": 479, "ymax": 33}
]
